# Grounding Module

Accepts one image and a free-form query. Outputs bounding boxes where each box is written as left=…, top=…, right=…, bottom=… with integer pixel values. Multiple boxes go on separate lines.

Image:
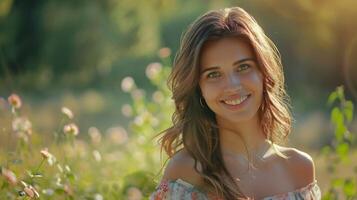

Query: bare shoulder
left=161, top=149, right=204, bottom=187
left=275, top=145, right=316, bottom=187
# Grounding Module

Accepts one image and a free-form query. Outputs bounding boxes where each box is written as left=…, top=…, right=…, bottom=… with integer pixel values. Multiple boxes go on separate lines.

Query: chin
left=217, top=111, right=259, bottom=124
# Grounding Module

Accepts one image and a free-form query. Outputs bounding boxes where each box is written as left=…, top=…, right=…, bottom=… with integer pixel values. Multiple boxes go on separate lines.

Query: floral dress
left=150, top=179, right=321, bottom=200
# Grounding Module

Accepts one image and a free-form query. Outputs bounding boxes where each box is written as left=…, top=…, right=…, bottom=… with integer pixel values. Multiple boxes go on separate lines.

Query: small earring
left=199, top=97, right=205, bottom=108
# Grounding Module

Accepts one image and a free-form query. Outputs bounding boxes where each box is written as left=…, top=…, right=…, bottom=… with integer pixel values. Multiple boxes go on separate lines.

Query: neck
left=217, top=115, right=270, bottom=158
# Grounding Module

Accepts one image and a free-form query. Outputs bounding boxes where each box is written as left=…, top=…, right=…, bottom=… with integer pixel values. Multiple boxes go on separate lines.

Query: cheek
left=199, top=82, right=219, bottom=100
left=248, top=71, right=264, bottom=92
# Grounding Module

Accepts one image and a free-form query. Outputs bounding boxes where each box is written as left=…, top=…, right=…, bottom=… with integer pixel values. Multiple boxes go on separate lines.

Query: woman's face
left=199, top=36, right=263, bottom=124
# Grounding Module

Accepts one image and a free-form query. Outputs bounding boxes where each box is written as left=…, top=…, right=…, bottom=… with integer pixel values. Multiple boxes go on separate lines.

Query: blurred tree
left=0, top=0, right=356, bottom=103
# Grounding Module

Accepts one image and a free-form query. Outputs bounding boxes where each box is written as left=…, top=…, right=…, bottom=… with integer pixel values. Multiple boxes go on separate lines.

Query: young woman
left=150, top=7, right=321, bottom=200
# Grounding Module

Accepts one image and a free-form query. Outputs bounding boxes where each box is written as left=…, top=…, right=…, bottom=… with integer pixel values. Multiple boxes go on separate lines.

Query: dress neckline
left=171, top=178, right=319, bottom=199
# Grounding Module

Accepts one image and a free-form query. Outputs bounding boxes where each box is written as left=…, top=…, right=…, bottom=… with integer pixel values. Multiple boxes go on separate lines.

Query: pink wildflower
left=145, top=62, right=162, bottom=80
left=121, top=76, right=135, bottom=92
left=1, top=168, right=17, bottom=186
left=61, top=107, right=74, bottom=119
left=40, top=148, right=56, bottom=165
left=8, top=94, right=22, bottom=109
left=63, top=123, right=79, bottom=136
left=12, top=117, right=32, bottom=136
left=158, top=47, right=171, bottom=58
left=40, top=148, right=52, bottom=159
left=21, top=181, right=40, bottom=199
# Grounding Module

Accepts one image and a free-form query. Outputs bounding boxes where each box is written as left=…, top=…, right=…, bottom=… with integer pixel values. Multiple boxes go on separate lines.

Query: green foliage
left=322, top=86, right=356, bottom=199
left=2, top=46, right=356, bottom=199
left=0, top=49, right=173, bottom=199
left=119, top=50, right=174, bottom=198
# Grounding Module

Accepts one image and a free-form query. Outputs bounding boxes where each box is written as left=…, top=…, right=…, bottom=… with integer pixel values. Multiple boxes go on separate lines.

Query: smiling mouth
left=222, top=94, right=251, bottom=106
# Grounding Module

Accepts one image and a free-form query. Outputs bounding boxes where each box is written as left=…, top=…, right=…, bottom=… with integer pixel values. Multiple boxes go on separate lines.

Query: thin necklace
left=232, top=140, right=272, bottom=182
left=247, top=141, right=271, bottom=168
left=225, top=141, right=271, bottom=174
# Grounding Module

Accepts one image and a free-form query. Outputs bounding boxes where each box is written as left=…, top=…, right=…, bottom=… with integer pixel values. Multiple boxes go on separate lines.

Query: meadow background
left=0, top=0, right=357, bottom=199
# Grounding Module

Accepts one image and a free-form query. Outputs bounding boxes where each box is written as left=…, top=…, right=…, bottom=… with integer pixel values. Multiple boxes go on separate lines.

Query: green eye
left=238, top=64, right=250, bottom=71
left=207, top=71, right=220, bottom=78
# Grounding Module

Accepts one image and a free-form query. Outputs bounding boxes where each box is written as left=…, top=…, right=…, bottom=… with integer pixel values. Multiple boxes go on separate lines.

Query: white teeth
left=223, top=95, right=248, bottom=105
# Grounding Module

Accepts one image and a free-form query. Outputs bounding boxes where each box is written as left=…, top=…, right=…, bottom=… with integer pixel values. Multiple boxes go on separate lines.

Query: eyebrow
left=200, top=57, right=256, bottom=74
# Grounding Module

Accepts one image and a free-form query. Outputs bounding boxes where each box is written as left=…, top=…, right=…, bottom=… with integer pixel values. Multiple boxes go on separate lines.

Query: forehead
left=199, top=36, right=255, bottom=67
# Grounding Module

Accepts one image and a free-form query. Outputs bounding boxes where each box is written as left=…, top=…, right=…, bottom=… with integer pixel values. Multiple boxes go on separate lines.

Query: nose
left=225, top=73, right=242, bottom=92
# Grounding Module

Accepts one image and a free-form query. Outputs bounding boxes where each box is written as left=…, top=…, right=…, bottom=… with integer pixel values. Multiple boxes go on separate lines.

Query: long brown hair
left=159, top=7, right=292, bottom=199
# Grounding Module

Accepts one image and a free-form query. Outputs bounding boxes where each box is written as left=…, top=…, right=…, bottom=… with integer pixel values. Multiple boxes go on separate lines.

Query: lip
left=220, top=94, right=251, bottom=110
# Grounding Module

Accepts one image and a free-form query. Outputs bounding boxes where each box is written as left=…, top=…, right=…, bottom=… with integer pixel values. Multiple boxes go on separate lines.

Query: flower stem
left=34, top=158, right=45, bottom=175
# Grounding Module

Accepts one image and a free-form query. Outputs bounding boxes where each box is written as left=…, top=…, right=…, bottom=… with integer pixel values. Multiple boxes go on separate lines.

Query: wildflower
left=121, top=104, right=133, bottom=117
left=61, top=107, right=74, bottom=119
left=151, top=117, right=159, bottom=127
left=94, top=193, right=104, bottom=200
left=64, top=184, right=73, bottom=196
left=134, top=115, right=144, bottom=126
left=24, top=187, right=39, bottom=198
left=57, top=164, right=63, bottom=173
left=21, top=181, right=40, bottom=199
left=152, top=91, right=164, bottom=103
left=92, top=150, right=102, bottom=162
left=64, top=165, right=71, bottom=173
left=40, top=148, right=56, bottom=165
left=88, top=127, right=102, bottom=145
left=145, top=62, right=162, bottom=80
left=42, top=188, right=54, bottom=196
left=127, top=187, right=143, bottom=200
left=131, top=89, right=145, bottom=100
left=158, top=47, right=171, bottom=58
left=63, top=123, right=79, bottom=136
left=8, top=93, right=22, bottom=109
left=40, top=148, right=51, bottom=159
left=121, top=76, right=135, bottom=92
left=106, top=126, right=128, bottom=145
left=1, top=168, right=17, bottom=185
left=12, top=117, right=32, bottom=136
